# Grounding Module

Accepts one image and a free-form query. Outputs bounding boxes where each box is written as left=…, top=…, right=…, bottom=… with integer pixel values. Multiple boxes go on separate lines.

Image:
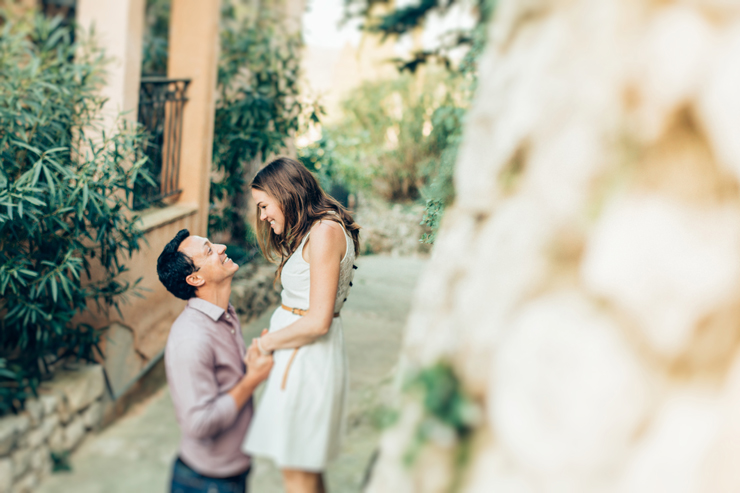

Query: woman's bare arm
left=258, top=220, right=346, bottom=352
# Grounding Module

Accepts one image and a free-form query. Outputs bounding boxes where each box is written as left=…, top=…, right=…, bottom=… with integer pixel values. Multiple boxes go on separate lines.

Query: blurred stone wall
left=0, top=366, right=105, bottom=493
left=367, top=0, right=740, bottom=492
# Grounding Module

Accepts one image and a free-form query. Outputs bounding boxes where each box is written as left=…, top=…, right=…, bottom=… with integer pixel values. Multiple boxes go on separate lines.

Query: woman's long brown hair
left=251, top=157, right=361, bottom=281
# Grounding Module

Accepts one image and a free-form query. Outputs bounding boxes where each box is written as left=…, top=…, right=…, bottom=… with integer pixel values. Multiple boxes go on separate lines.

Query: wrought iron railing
left=134, top=77, right=190, bottom=210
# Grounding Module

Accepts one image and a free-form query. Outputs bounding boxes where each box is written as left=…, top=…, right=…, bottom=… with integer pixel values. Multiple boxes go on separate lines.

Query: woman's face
left=252, top=188, right=286, bottom=235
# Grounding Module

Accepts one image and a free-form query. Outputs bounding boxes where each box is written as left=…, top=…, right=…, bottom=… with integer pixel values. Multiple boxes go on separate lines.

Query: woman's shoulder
left=307, top=217, right=346, bottom=248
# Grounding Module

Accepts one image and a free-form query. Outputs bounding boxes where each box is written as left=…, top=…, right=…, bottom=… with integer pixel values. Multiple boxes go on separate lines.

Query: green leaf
left=13, top=141, right=43, bottom=156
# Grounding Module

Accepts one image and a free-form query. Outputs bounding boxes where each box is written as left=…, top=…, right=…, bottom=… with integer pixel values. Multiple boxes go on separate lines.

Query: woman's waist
left=277, top=297, right=344, bottom=316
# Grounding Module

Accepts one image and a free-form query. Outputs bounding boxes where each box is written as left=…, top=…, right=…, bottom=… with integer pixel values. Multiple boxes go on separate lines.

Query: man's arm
left=228, top=340, right=273, bottom=409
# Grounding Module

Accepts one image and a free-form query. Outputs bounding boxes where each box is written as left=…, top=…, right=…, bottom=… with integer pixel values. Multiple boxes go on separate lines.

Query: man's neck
left=195, top=281, right=232, bottom=311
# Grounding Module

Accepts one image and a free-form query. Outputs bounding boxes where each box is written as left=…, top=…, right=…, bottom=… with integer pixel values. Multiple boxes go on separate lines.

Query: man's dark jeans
left=170, top=457, right=249, bottom=493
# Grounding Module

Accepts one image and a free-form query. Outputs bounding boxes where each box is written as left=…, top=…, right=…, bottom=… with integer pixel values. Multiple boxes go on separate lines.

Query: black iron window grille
left=134, top=77, right=190, bottom=210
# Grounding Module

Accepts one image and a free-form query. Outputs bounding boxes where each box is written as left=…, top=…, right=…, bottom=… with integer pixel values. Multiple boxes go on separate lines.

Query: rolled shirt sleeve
left=168, top=336, right=238, bottom=439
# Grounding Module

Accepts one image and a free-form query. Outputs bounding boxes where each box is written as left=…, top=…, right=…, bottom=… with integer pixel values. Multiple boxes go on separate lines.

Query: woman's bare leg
left=282, top=469, right=325, bottom=493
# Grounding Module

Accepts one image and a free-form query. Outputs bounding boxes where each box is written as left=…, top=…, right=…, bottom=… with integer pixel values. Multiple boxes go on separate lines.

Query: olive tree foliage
left=0, top=13, right=152, bottom=415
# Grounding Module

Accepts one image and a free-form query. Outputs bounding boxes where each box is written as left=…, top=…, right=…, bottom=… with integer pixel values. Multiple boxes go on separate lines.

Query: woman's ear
left=185, top=273, right=205, bottom=288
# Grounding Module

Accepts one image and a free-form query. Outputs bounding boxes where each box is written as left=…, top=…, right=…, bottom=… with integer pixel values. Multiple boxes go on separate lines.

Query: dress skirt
left=242, top=306, right=348, bottom=471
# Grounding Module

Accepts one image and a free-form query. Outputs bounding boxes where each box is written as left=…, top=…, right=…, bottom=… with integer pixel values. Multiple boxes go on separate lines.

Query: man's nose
left=217, top=244, right=226, bottom=254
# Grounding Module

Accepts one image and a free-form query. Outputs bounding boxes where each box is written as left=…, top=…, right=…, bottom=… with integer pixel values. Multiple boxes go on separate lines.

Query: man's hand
left=244, top=336, right=273, bottom=385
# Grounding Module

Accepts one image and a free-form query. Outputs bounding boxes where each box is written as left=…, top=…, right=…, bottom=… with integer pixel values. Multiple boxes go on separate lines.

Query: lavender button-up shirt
left=165, top=297, right=253, bottom=477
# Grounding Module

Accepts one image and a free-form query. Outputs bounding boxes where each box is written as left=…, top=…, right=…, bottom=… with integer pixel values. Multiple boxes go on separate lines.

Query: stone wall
left=354, top=195, right=432, bottom=257
left=230, top=260, right=282, bottom=321
left=0, top=366, right=105, bottom=493
left=367, top=0, right=740, bottom=492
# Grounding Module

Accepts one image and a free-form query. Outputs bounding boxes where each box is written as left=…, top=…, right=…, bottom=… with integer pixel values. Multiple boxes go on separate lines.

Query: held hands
left=244, top=329, right=273, bottom=384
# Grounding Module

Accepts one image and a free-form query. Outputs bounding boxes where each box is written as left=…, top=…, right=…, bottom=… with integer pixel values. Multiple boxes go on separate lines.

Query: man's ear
left=185, top=273, right=205, bottom=288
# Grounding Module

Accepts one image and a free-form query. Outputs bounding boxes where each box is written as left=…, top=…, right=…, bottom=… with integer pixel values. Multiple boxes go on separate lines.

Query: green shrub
left=298, top=131, right=367, bottom=194
left=312, top=69, right=468, bottom=207
left=0, top=13, right=151, bottom=415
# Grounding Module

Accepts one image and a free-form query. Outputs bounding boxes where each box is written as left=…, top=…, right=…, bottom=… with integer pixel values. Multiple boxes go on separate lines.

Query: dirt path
left=37, top=255, right=427, bottom=493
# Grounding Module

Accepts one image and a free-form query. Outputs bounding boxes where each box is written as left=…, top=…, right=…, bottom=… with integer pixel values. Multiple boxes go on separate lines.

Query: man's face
left=178, top=236, right=239, bottom=289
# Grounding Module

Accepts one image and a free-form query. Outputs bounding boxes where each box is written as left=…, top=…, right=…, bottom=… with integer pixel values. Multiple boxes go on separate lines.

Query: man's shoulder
left=167, top=304, right=212, bottom=347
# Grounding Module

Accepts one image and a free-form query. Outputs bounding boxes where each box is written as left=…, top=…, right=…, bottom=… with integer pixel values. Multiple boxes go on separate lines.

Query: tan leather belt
left=279, top=304, right=340, bottom=390
left=281, top=303, right=340, bottom=318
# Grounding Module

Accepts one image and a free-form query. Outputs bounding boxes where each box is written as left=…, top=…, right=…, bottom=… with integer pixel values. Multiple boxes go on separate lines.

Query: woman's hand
left=255, top=329, right=273, bottom=355
left=244, top=335, right=273, bottom=385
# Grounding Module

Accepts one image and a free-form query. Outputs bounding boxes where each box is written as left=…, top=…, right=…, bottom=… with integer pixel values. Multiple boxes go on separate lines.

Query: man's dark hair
left=157, top=229, right=198, bottom=300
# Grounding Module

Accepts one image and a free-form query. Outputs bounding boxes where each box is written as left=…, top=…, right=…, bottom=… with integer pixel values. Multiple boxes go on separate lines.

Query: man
left=157, top=228, right=273, bottom=493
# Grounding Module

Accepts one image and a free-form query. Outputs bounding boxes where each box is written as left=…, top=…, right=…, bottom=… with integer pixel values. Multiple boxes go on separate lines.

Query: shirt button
left=231, top=330, right=235, bottom=334
left=225, top=314, right=230, bottom=320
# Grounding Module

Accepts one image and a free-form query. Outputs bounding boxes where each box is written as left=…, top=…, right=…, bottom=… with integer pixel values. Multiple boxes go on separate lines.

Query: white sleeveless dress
left=242, top=218, right=355, bottom=471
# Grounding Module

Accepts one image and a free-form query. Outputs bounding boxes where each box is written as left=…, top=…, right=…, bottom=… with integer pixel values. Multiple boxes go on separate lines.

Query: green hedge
left=0, top=13, right=151, bottom=415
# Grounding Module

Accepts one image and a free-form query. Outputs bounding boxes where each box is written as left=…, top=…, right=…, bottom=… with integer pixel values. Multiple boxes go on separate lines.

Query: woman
left=242, top=157, right=360, bottom=493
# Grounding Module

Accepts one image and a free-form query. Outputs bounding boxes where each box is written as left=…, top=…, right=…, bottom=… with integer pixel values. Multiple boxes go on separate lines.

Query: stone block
left=47, top=428, right=64, bottom=455
left=82, top=400, right=103, bottom=430
left=11, top=471, right=38, bottom=493
left=43, top=365, right=105, bottom=416
left=55, top=397, right=73, bottom=425
left=49, top=417, right=85, bottom=455
left=25, top=414, right=58, bottom=449
left=21, top=399, right=43, bottom=429
left=65, top=416, right=86, bottom=452
left=698, top=24, right=740, bottom=182
left=618, top=391, right=720, bottom=492
left=0, top=416, right=30, bottom=457
left=38, top=394, right=58, bottom=416
left=28, top=446, right=50, bottom=478
left=10, top=447, right=30, bottom=480
left=491, top=291, right=652, bottom=479
left=582, top=195, right=740, bottom=360
left=0, top=458, right=12, bottom=493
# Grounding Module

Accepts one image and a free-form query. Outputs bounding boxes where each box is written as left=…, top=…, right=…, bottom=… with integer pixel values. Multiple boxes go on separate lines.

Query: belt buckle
left=291, top=307, right=300, bottom=315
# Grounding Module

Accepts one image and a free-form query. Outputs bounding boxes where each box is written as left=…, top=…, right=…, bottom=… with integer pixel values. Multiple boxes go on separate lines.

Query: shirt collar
left=188, top=297, right=226, bottom=322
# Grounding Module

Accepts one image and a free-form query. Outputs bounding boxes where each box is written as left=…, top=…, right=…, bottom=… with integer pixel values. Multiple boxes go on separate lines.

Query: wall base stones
left=0, top=364, right=105, bottom=493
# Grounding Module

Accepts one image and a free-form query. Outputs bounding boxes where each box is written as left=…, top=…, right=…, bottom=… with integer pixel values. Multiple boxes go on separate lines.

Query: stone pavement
left=37, top=255, right=427, bottom=493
